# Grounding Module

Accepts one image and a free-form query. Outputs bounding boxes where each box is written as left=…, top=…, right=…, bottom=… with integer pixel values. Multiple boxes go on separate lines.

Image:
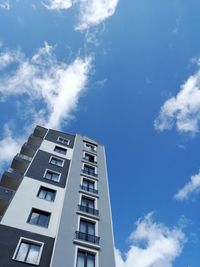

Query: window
left=76, top=219, right=99, bottom=244
left=83, top=164, right=96, bottom=177
left=81, top=179, right=98, bottom=194
left=57, top=136, right=70, bottom=145
left=54, top=145, right=67, bottom=155
left=76, top=250, right=95, bottom=267
left=79, top=196, right=99, bottom=216
left=84, top=153, right=96, bottom=164
left=13, top=238, right=43, bottom=265
left=37, top=186, right=56, bottom=202
left=44, top=169, right=60, bottom=182
left=49, top=156, right=64, bottom=167
left=85, top=142, right=96, bottom=152
left=28, top=208, right=50, bottom=228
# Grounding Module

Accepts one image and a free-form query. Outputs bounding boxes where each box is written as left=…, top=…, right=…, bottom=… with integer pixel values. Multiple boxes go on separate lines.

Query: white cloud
left=154, top=67, right=200, bottom=134
left=0, top=43, right=92, bottom=170
left=0, top=0, right=10, bottom=10
left=174, top=170, right=200, bottom=201
left=42, top=0, right=72, bottom=10
left=76, top=0, right=119, bottom=31
left=0, top=42, right=92, bottom=129
left=115, top=213, right=186, bottom=267
left=42, top=0, right=119, bottom=31
left=0, top=125, right=23, bottom=173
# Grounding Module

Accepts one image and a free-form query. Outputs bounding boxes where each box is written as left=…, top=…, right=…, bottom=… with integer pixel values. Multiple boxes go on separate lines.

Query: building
left=0, top=125, right=116, bottom=267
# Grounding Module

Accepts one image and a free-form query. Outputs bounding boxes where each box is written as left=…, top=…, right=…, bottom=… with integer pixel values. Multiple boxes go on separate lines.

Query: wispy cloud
left=154, top=64, right=200, bottom=135
left=75, top=0, right=119, bottom=31
left=115, top=213, right=186, bottom=267
left=174, top=170, right=200, bottom=201
left=0, top=42, right=92, bottom=129
left=0, top=0, right=10, bottom=10
left=42, top=0, right=72, bottom=10
left=42, top=0, right=119, bottom=31
left=0, top=42, right=92, bottom=169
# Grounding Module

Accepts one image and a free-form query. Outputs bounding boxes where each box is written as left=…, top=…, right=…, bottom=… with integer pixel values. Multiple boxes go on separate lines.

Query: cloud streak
left=42, top=0, right=119, bottom=31
left=42, top=0, right=72, bottom=10
left=174, top=170, right=200, bottom=201
left=154, top=65, right=200, bottom=135
left=115, top=213, right=186, bottom=267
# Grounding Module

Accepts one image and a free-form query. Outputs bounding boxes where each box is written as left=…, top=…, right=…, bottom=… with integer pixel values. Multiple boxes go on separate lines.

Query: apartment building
left=0, top=125, right=116, bottom=267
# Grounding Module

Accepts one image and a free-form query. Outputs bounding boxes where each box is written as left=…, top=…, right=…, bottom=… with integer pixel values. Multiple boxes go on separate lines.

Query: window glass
left=28, top=209, right=50, bottom=228
left=54, top=145, right=67, bottom=155
left=50, top=157, right=64, bottom=167
left=58, top=137, right=70, bottom=145
left=44, top=170, right=60, bottom=182
left=14, top=240, right=42, bottom=265
left=77, top=251, right=85, bottom=267
left=77, top=251, right=95, bottom=267
left=38, top=187, right=56, bottom=202
left=26, top=244, right=40, bottom=264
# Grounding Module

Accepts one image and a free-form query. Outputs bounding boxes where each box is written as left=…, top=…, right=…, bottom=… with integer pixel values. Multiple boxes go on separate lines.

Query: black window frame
left=76, top=249, right=95, bottom=267
left=44, top=169, right=61, bottom=182
left=37, top=186, right=56, bottom=202
left=27, top=208, right=51, bottom=228
left=54, top=145, right=67, bottom=155
left=49, top=156, right=64, bottom=167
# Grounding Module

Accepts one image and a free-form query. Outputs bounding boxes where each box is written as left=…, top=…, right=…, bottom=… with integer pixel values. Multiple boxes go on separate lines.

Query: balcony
left=0, top=186, right=15, bottom=217
left=11, top=153, right=32, bottom=173
left=20, top=142, right=38, bottom=158
left=80, top=185, right=98, bottom=195
left=28, top=134, right=43, bottom=147
left=1, top=168, right=23, bottom=190
left=33, top=125, right=48, bottom=138
left=78, top=204, right=99, bottom=216
left=75, top=231, right=100, bottom=244
left=82, top=169, right=98, bottom=178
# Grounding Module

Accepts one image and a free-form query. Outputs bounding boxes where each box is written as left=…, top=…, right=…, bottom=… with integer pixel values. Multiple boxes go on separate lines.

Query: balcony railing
left=80, top=185, right=98, bottom=195
left=23, top=142, right=38, bottom=150
left=83, top=157, right=97, bottom=164
left=16, top=153, right=32, bottom=162
left=7, top=168, right=24, bottom=177
left=78, top=205, right=99, bottom=216
left=75, top=231, right=100, bottom=244
left=82, top=169, right=98, bottom=177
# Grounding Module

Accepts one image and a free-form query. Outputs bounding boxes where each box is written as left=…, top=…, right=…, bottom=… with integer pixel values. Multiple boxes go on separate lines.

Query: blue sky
left=1, top=0, right=200, bottom=266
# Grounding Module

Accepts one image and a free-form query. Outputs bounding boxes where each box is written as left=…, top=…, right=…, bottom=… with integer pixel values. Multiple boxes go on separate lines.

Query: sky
left=0, top=0, right=200, bottom=266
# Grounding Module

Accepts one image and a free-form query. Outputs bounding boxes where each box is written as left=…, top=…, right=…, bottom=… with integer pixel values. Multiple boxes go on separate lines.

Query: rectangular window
left=85, top=142, right=97, bottom=152
left=13, top=239, right=43, bottom=265
left=44, top=169, right=60, bottom=182
left=49, top=156, right=64, bottom=167
left=54, top=145, right=67, bottom=155
left=37, top=186, right=56, bottom=202
left=28, top=208, right=50, bottom=228
left=76, top=250, right=95, bottom=267
left=84, top=153, right=96, bottom=164
left=83, top=164, right=96, bottom=177
left=76, top=219, right=99, bottom=244
left=81, top=196, right=95, bottom=210
left=57, top=136, right=70, bottom=145
left=81, top=179, right=98, bottom=194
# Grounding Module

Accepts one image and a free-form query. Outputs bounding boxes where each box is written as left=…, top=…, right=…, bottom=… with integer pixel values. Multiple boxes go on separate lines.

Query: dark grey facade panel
left=45, top=129, right=75, bottom=149
left=0, top=224, right=54, bottom=267
left=26, top=150, right=70, bottom=188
